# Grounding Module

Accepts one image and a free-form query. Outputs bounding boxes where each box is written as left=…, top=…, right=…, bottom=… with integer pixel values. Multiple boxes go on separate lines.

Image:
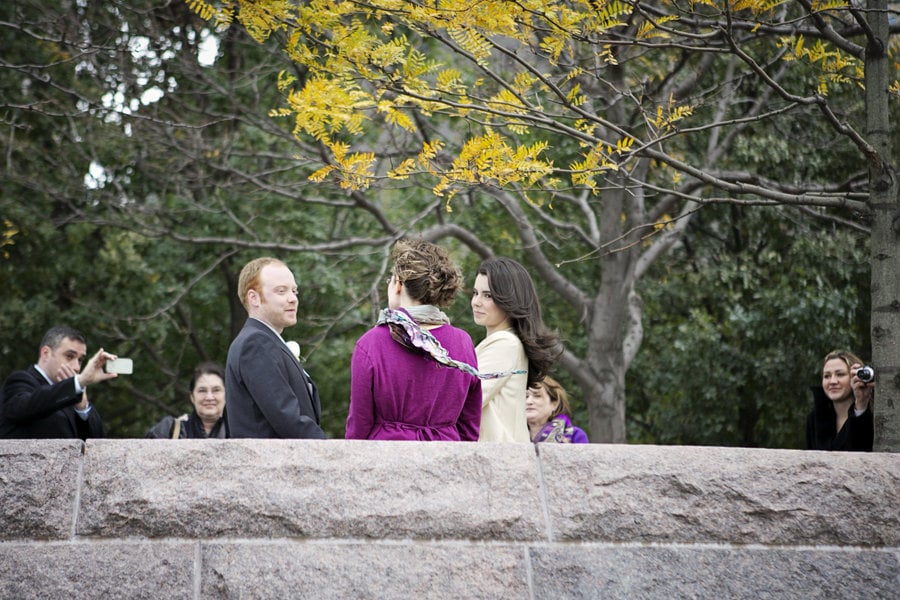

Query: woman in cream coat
left=471, top=257, right=561, bottom=442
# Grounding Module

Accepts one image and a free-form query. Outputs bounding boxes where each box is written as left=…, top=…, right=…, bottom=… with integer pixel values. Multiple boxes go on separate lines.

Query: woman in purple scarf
left=345, top=240, right=482, bottom=441
left=526, top=376, right=589, bottom=444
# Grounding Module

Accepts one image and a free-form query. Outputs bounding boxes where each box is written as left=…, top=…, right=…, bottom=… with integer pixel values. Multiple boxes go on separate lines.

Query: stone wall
left=1, top=439, right=898, bottom=599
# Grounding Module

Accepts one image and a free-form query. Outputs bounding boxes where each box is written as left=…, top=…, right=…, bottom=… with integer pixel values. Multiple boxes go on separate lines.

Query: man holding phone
left=0, top=326, right=118, bottom=439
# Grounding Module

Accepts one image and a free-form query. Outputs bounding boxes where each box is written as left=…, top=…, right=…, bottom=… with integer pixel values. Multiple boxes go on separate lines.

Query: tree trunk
left=583, top=167, right=643, bottom=443
left=866, top=0, right=899, bottom=451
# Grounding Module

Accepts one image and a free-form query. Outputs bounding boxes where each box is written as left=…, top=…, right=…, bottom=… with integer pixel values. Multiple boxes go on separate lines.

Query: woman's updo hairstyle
left=391, top=239, right=463, bottom=307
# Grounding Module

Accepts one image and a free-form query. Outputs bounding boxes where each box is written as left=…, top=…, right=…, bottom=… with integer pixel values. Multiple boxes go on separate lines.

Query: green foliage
left=628, top=205, right=870, bottom=448
left=2, top=0, right=892, bottom=446
left=0, top=1, right=290, bottom=436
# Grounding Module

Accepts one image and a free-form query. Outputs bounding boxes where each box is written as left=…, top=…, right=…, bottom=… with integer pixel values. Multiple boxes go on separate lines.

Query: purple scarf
left=533, top=414, right=578, bottom=443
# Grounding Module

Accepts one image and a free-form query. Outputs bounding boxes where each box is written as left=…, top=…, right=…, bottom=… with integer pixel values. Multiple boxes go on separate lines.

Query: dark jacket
left=145, top=411, right=227, bottom=439
left=225, top=318, right=325, bottom=439
left=806, top=386, right=873, bottom=451
left=0, top=365, right=105, bottom=440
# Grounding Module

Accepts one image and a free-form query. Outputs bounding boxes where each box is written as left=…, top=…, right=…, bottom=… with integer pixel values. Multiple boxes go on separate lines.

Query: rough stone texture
left=538, top=443, right=900, bottom=545
left=529, top=545, right=900, bottom=600
left=1, top=439, right=898, bottom=599
left=0, top=439, right=82, bottom=540
left=78, top=439, right=544, bottom=540
left=200, top=541, right=530, bottom=599
left=0, top=541, right=195, bottom=600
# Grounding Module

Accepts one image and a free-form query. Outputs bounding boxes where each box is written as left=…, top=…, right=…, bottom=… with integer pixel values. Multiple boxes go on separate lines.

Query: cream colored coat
left=476, top=330, right=530, bottom=442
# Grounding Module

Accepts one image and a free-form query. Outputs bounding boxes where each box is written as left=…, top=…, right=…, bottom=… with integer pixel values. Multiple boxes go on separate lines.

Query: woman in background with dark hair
left=471, top=257, right=560, bottom=442
left=146, top=362, right=227, bottom=439
left=806, top=349, right=874, bottom=451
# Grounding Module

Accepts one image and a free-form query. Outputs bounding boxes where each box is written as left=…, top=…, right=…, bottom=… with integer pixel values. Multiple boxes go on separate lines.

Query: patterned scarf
left=533, top=414, right=577, bottom=443
left=377, top=307, right=526, bottom=380
left=403, top=304, right=451, bottom=326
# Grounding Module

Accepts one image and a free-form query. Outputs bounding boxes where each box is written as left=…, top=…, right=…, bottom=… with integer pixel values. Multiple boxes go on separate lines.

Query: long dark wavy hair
left=477, top=257, right=561, bottom=387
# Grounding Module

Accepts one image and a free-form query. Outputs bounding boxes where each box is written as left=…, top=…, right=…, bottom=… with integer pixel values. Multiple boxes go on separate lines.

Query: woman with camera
left=805, top=349, right=874, bottom=451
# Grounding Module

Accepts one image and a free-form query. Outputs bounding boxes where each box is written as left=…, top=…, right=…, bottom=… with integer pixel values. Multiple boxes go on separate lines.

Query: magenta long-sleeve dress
left=346, top=320, right=482, bottom=441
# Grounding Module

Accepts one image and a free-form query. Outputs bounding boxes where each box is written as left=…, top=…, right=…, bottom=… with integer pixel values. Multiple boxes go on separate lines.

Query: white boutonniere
left=285, top=341, right=301, bottom=361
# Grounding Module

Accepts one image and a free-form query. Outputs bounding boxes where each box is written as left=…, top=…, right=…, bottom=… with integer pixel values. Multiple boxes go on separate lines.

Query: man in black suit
left=225, top=257, right=326, bottom=439
left=0, top=326, right=118, bottom=439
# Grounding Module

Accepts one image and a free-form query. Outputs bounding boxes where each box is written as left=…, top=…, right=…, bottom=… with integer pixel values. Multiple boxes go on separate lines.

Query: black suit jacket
left=225, top=318, right=325, bottom=439
left=0, top=365, right=105, bottom=440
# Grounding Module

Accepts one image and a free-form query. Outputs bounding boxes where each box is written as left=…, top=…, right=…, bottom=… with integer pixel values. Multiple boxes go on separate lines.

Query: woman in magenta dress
left=346, top=240, right=482, bottom=441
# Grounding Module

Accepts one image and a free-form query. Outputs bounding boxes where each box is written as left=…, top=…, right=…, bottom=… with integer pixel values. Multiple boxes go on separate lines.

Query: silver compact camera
left=856, top=365, right=875, bottom=383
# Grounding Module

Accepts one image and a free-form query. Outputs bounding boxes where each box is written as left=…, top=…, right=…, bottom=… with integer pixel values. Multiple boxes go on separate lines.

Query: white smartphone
left=105, top=358, right=133, bottom=375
